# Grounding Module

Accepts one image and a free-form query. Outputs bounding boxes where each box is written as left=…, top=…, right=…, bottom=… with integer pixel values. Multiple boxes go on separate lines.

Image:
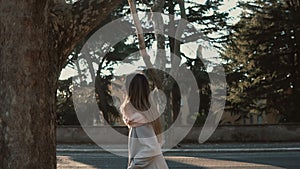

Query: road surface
left=57, top=143, right=300, bottom=169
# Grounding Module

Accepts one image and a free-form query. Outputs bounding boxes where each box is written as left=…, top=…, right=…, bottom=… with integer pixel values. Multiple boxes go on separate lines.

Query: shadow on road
left=57, top=150, right=300, bottom=169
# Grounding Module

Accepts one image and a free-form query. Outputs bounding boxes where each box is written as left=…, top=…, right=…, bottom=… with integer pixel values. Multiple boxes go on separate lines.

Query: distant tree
left=185, top=49, right=211, bottom=125
left=94, top=40, right=140, bottom=124
left=60, top=38, right=140, bottom=125
left=56, top=77, right=79, bottom=125
left=221, top=0, right=300, bottom=122
left=128, top=0, right=229, bottom=126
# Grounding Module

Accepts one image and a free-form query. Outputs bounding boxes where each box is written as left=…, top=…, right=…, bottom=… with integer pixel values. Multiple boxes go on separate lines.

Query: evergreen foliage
left=222, top=0, right=300, bottom=122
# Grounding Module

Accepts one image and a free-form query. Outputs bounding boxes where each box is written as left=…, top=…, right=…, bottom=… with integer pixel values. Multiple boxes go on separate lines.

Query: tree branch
left=127, top=0, right=163, bottom=88
left=50, top=0, right=123, bottom=66
left=173, top=0, right=187, bottom=68
left=127, top=0, right=153, bottom=68
left=151, top=0, right=166, bottom=70
left=164, top=0, right=187, bottom=91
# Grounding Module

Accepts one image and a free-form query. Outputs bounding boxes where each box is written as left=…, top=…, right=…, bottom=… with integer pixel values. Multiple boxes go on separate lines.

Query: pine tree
left=222, top=0, right=300, bottom=122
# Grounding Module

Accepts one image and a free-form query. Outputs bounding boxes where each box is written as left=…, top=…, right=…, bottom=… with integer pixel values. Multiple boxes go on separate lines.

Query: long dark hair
left=126, top=73, right=151, bottom=111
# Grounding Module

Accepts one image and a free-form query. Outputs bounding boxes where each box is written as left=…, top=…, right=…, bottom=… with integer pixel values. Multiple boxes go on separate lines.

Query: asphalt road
left=57, top=144, right=300, bottom=169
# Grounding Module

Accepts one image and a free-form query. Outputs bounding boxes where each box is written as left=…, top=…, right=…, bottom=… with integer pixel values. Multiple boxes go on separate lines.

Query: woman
left=120, top=73, right=169, bottom=169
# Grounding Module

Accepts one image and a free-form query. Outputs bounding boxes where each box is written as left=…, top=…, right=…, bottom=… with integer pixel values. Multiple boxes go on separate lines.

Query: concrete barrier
left=56, top=124, right=300, bottom=144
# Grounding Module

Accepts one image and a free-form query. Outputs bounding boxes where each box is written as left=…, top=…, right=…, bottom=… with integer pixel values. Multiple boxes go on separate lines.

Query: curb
left=57, top=147, right=300, bottom=153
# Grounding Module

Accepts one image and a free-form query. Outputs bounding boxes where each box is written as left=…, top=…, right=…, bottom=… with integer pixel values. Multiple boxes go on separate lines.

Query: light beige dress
left=121, top=103, right=169, bottom=169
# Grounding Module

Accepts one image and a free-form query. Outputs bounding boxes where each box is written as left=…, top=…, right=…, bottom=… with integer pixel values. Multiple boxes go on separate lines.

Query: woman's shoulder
left=121, top=102, right=144, bottom=114
left=120, top=101, right=131, bottom=114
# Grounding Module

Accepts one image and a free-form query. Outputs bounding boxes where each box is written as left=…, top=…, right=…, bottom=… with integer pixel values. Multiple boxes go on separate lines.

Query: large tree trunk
left=0, top=1, right=58, bottom=168
left=0, top=0, right=122, bottom=168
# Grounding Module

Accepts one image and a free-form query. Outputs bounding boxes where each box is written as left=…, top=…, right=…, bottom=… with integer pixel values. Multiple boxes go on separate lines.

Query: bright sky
left=59, top=0, right=242, bottom=80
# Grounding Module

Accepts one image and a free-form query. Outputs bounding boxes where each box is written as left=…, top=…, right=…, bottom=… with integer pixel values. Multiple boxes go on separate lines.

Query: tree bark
left=0, top=1, right=58, bottom=168
left=127, top=0, right=153, bottom=68
left=127, top=0, right=163, bottom=88
left=151, top=0, right=166, bottom=70
left=169, top=0, right=187, bottom=123
left=0, top=0, right=122, bottom=168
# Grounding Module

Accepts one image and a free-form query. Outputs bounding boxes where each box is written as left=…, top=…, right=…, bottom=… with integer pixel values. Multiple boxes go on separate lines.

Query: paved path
left=57, top=143, right=300, bottom=169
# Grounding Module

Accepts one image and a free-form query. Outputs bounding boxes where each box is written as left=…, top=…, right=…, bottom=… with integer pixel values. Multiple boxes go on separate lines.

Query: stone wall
left=57, top=124, right=300, bottom=144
